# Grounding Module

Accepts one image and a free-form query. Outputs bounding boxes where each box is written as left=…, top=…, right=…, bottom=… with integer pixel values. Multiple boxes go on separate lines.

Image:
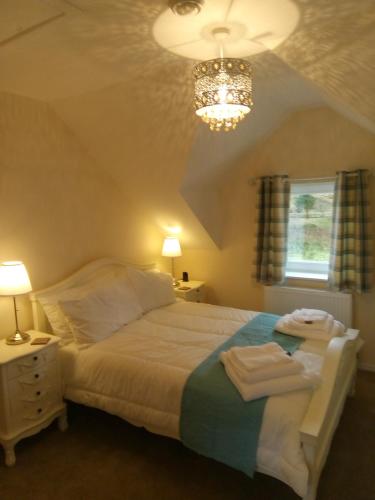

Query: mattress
left=60, top=301, right=326, bottom=497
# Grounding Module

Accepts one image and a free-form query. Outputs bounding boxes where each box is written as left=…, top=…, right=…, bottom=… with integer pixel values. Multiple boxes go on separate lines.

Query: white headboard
left=30, top=258, right=156, bottom=332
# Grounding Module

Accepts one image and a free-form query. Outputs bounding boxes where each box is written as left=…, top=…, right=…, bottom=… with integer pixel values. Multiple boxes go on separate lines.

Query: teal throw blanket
left=180, top=313, right=303, bottom=476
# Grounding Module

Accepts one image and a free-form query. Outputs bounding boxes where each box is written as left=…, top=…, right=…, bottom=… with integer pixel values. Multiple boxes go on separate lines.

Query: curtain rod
left=248, top=170, right=373, bottom=186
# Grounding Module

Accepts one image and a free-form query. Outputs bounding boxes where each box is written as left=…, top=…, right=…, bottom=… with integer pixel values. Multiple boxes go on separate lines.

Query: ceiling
left=0, top=0, right=373, bottom=123
left=1, top=0, right=374, bottom=246
left=153, top=0, right=300, bottom=60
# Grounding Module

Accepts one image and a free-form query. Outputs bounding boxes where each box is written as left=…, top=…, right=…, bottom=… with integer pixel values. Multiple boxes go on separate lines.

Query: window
left=286, top=181, right=335, bottom=280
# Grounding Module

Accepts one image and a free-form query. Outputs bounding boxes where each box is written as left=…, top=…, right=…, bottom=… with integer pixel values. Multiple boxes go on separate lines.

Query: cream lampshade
left=162, top=237, right=182, bottom=284
left=0, top=261, right=32, bottom=345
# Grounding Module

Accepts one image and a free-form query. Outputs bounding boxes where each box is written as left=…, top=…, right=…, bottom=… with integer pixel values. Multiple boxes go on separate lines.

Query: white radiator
left=264, top=286, right=352, bottom=327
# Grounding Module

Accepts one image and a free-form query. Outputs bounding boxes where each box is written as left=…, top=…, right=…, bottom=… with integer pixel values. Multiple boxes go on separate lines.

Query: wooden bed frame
left=30, top=258, right=362, bottom=500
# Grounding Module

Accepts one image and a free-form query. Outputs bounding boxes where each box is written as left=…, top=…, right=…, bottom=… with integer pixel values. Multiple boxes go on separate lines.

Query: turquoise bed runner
left=180, top=313, right=303, bottom=477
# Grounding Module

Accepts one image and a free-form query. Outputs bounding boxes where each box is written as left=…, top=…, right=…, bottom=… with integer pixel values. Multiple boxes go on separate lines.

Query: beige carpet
left=0, top=370, right=374, bottom=500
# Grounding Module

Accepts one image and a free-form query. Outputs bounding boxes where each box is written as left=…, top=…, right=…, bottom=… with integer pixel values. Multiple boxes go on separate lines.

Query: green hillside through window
left=287, top=191, right=334, bottom=262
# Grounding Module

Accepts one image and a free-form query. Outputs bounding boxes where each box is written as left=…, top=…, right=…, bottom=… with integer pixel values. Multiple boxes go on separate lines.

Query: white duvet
left=60, top=301, right=326, bottom=497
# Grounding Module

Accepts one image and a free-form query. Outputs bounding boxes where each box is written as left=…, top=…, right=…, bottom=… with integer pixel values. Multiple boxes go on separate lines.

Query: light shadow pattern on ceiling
left=59, top=0, right=375, bottom=126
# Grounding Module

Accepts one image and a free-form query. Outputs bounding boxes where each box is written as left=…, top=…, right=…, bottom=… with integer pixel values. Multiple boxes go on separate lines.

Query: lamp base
left=6, top=330, right=31, bottom=345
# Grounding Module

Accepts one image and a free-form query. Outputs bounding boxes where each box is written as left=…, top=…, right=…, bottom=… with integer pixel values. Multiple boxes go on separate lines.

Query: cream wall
left=177, top=108, right=375, bottom=368
left=1, top=97, right=374, bottom=368
left=51, top=78, right=217, bottom=251
left=0, top=92, right=165, bottom=340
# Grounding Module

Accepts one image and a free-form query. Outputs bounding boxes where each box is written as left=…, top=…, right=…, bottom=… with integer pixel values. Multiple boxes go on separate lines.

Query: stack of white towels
left=220, top=342, right=321, bottom=402
left=275, top=308, right=345, bottom=341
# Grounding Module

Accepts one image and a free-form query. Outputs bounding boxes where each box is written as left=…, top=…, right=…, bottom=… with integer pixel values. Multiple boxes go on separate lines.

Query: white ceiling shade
left=152, top=0, right=300, bottom=60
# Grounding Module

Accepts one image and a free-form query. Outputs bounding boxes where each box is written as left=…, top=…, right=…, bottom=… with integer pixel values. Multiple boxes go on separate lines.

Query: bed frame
left=30, top=258, right=362, bottom=500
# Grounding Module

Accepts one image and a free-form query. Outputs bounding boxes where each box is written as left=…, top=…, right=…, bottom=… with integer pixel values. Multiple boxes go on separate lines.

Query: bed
left=30, top=258, right=361, bottom=500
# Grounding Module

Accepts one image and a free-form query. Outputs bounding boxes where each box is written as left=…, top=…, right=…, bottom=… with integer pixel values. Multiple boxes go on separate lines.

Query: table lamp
left=0, top=261, right=32, bottom=345
left=162, top=236, right=182, bottom=285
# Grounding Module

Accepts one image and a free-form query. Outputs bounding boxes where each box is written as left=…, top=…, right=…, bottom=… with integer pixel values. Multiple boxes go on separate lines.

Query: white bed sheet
left=60, top=301, right=326, bottom=497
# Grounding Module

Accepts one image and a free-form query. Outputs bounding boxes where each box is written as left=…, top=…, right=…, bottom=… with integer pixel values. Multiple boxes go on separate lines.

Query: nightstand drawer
left=9, top=362, right=59, bottom=395
left=9, top=375, right=56, bottom=403
left=13, top=394, right=61, bottom=428
left=194, top=286, right=204, bottom=302
left=174, top=280, right=205, bottom=303
left=9, top=362, right=61, bottom=422
left=6, top=345, right=57, bottom=380
left=184, top=287, right=203, bottom=302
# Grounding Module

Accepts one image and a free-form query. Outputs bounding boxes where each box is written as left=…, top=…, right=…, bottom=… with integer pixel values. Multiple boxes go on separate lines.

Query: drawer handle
left=34, top=374, right=40, bottom=379
left=33, top=356, right=38, bottom=361
left=36, top=391, right=41, bottom=396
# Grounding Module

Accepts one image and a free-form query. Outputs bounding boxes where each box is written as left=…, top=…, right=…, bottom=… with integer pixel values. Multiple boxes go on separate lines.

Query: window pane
left=287, top=182, right=334, bottom=276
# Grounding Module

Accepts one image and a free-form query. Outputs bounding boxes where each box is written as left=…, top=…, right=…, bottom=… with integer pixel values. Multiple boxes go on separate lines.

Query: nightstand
left=0, top=331, right=67, bottom=467
left=174, top=280, right=206, bottom=303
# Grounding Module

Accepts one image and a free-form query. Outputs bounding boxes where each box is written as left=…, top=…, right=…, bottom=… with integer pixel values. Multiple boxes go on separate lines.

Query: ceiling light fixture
left=194, top=27, right=253, bottom=132
left=168, top=0, right=204, bottom=16
left=155, top=1, right=300, bottom=132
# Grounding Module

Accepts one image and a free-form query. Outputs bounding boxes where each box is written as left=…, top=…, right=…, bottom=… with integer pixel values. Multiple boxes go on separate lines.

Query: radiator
left=264, top=286, right=352, bottom=327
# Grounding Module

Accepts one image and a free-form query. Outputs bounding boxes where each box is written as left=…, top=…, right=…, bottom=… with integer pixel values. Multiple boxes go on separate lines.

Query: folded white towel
left=230, top=342, right=283, bottom=357
left=292, top=308, right=330, bottom=325
left=223, top=351, right=321, bottom=401
left=294, top=308, right=328, bottom=317
left=224, top=362, right=320, bottom=401
left=220, top=351, right=304, bottom=384
left=276, top=316, right=344, bottom=340
left=228, top=342, right=288, bottom=372
left=285, top=315, right=334, bottom=333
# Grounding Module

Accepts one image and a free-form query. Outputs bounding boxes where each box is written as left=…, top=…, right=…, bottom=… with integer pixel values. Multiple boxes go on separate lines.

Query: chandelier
left=192, top=25, right=253, bottom=133
left=193, top=57, right=253, bottom=132
left=154, top=0, right=300, bottom=132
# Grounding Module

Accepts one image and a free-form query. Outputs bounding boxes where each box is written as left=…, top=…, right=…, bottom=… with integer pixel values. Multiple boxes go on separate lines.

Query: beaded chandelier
left=154, top=0, right=299, bottom=132
left=193, top=57, right=253, bottom=132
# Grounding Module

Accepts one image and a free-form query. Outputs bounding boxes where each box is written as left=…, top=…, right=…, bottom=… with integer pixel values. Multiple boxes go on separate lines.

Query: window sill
left=286, top=271, right=328, bottom=281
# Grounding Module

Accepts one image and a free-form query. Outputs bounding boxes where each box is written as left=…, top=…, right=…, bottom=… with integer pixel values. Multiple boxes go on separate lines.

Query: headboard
left=30, top=257, right=156, bottom=333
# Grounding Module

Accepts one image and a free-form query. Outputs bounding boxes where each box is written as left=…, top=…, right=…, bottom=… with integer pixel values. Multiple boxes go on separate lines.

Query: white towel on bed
left=292, top=308, right=329, bottom=324
left=223, top=351, right=321, bottom=401
left=285, top=315, right=334, bottom=333
left=220, top=350, right=304, bottom=384
left=276, top=315, right=344, bottom=340
left=225, top=363, right=321, bottom=401
left=227, top=342, right=289, bottom=371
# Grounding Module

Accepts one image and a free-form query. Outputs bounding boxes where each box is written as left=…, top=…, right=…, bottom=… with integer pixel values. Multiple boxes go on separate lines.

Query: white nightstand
left=174, top=280, right=206, bottom=302
left=0, top=331, right=67, bottom=467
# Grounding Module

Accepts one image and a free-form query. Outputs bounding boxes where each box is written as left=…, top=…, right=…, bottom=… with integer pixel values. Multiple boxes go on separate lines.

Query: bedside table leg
left=4, top=444, right=16, bottom=467
left=58, top=410, right=68, bottom=432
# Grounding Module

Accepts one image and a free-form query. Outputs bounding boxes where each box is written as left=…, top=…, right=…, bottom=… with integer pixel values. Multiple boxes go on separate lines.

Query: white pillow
left=59, top=276, right=142, bottom=345
left=38, top=268, right=126, bottom=341
left=126, top=267, right=175, bottom=313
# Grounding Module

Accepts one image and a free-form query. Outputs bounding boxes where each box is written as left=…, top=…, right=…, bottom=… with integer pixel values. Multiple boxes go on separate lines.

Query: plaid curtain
left=255, top=175, right=290, bottom=284
left=329, top=169, right=372, bottom=292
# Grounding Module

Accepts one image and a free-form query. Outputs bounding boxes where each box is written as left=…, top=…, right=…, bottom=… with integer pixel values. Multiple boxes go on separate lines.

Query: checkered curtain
left=329, top=169, right=372, bottom=292
left=255, top=175, right=290, bottom=284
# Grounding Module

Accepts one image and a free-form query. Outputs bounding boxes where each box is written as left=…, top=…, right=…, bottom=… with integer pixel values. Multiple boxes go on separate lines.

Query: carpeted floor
left=0, top=370, right=374, bottom=500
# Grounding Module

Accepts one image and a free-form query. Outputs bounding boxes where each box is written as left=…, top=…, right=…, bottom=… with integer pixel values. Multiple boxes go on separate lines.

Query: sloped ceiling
left=0, top=0, right=374, bottom=247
